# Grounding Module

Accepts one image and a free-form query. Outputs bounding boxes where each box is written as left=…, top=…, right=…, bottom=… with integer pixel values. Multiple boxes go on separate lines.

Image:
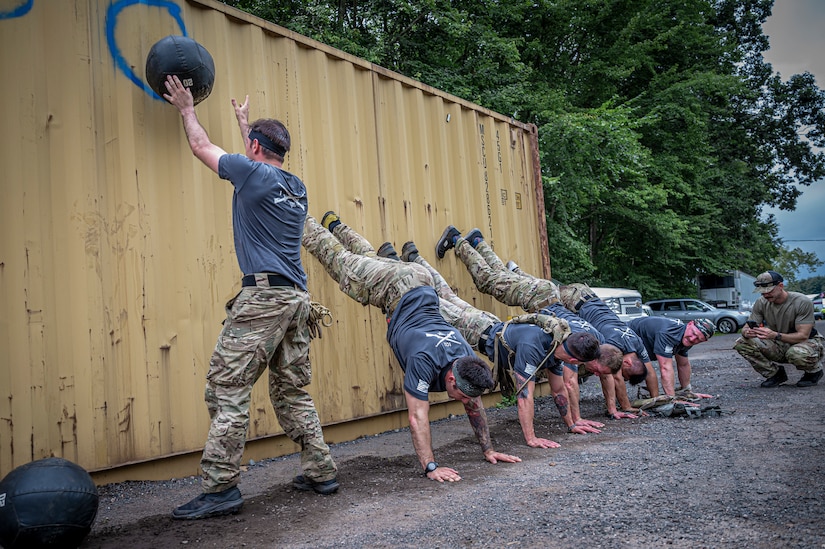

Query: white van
left=590, top=287, right=646, bottom=322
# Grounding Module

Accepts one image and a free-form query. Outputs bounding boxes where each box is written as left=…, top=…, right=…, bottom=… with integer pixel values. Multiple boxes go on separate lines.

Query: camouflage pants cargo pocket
left=785, top=335, right=825, bottom=372
left=338, top=265, right=372, bottom=305
left=269, top=299, right=313, bottom=389
left=207, top=290, right=283, bottom=387
left=559, top=283, right=596, bottom=313
left=206, top=288, right=309, bottom=386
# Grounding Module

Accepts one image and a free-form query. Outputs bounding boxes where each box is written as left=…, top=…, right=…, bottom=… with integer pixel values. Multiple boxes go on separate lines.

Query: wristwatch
left=775, top=333, right=782, bottom=342
left=423, top=461, right=438, bottom=475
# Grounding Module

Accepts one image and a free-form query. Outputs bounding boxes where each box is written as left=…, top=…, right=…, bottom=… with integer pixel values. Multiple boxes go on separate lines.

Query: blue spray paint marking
left=105, top=0, right=187, bottom=100
left=0, top=0, right=34, bottom=19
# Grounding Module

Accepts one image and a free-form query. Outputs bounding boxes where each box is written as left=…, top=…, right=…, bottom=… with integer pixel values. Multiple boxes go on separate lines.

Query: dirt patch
left=82, top=329, right=825, bottom=548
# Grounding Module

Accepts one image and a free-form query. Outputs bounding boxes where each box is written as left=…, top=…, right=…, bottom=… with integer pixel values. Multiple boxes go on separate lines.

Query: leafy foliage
left=794, top=275, right=825, bottom=296
left=774, top=247, right=825, bottom=288
left=221, top=0, right=825, bottom=297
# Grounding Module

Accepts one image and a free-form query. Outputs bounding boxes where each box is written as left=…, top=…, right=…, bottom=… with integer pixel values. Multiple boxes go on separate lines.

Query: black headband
left=248, top=130, right=286, bottom=157
left=452, top=362, right=485, bottom=398
left=562, top=339, right=583, bottom=362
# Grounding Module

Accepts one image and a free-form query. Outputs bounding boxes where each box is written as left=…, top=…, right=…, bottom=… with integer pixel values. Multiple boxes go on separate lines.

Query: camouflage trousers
left=558, top=283, right=599, bottom=314
left=412, top=254, right=499, bottom=348
left=202, top=284, right=337, bottom=493
left=733, top=334, right=825, bottom=378
left=454, top=239, right=560, bottom=312
left=302, top=217, right=433, bottom=314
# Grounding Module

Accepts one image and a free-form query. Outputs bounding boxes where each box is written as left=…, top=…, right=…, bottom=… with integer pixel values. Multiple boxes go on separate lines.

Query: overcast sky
left=761, top=0, right=825, bottom=279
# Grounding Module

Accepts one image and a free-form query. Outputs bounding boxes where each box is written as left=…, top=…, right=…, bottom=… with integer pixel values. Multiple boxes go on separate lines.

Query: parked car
left=645, top=298, right=750, bottom=334
left=591, top=287, right=646, bottom=322
left=812, top=297, right=824, bottom=321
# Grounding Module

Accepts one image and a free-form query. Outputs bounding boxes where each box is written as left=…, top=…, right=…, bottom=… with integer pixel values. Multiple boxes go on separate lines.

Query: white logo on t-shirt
left=425, top=330, right=461, bottom=347
left=273, top=186, right=306, bottom=211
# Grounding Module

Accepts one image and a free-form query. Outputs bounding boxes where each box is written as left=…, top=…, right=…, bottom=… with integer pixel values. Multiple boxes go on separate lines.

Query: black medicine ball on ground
left=0, top=457, right=99, bottom=549
left=145, top=35, right=215, bottom=105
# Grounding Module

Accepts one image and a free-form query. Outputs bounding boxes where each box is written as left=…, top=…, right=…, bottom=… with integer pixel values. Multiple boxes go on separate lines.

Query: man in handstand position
left=384, top=241, right=605, bottom=448
left=303, top=212, right=521, bottom=482
left=435, top=225, right=658, bottom=409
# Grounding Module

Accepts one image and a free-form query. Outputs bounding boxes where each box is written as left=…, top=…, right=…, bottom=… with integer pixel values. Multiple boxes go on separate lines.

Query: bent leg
left=412, top=254, right=468, bottom=306
left=474, top=240, right=509, bottom=272
left=785, top=337, right=825, bottom=373
left=333, top=222, right=377, bottom=257
left=454, top=238, right=558, bottom=311
left=303, top=216, right=433, bottom=310
left=733, top=336, right=784, bottom=377
left=412, top=254, right=499, bottom=347
left=438, top=298, right=497, bottom=349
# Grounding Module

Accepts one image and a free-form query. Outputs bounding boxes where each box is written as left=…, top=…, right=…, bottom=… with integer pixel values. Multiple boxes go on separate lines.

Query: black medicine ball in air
left=0, top=457, right=99, bottom=549
left=146, top=35, right=215, bottom=105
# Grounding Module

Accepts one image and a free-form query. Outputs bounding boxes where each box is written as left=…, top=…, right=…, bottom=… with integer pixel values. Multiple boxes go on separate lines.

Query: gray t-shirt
left=219, top=154, right=308, bottom=290
left=750, top=291, right=815, bottom=335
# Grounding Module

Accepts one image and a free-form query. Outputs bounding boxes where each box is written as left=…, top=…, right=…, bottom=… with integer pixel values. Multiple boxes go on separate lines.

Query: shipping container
left=0, top=0, right=550, bottom=481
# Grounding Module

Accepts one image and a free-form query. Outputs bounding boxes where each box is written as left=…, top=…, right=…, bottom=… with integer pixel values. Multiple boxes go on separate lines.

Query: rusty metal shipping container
left=0, top=0, right=549, bottom=481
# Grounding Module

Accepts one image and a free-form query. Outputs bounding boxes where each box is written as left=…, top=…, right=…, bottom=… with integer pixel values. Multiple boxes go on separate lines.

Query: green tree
left=221, top=0, right=825, bottom=298
left=796, top=276, right=825, bottom=296
left=774, top=247, right=824, bottom=288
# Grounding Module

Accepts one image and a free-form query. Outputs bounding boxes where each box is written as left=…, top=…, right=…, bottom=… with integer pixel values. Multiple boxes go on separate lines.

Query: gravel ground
left=81, top=328, right=825, bottom=548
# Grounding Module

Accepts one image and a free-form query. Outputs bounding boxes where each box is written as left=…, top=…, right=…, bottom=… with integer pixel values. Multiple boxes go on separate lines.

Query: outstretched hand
left=606, top=410, right=638, bottom=420
left=525, top=437, right=561, bottom=449
left=427, top=465, right=461, bottom=483
left=232, top=95, right=250, bottom=125
left=484, top=450, right=522, bottom=464
left=163, top=75, right=194, bottom=112
left=569, top=422, right=601, bottom=434
left=576, top=419, right=605, bottom=428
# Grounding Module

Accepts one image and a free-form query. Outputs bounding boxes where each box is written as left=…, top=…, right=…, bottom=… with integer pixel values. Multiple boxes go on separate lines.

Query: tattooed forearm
left=465, top=398, right=493, bottom=453
left=553, top=393, right=569, bottom=418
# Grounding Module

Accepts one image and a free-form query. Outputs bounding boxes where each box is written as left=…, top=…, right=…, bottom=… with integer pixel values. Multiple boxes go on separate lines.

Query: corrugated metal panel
left=0, top=0, right=547, bottom=478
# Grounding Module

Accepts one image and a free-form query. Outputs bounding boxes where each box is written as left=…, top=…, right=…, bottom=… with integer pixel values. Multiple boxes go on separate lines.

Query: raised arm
left=163, top=75, right=226, bottom=174
left=232, top=95, right=251, bottom=149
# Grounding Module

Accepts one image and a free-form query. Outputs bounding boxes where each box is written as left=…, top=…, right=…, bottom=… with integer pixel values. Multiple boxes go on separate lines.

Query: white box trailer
left=698, top=270, right=757, bottom=310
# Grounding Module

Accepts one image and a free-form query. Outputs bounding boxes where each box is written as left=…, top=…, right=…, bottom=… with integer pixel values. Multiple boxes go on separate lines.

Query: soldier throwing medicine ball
left=163, top=75, right=338, bottom=519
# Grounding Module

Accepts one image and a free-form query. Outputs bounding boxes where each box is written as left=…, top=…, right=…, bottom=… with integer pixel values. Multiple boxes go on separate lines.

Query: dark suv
left=645, top=298, right=750, bottom=334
